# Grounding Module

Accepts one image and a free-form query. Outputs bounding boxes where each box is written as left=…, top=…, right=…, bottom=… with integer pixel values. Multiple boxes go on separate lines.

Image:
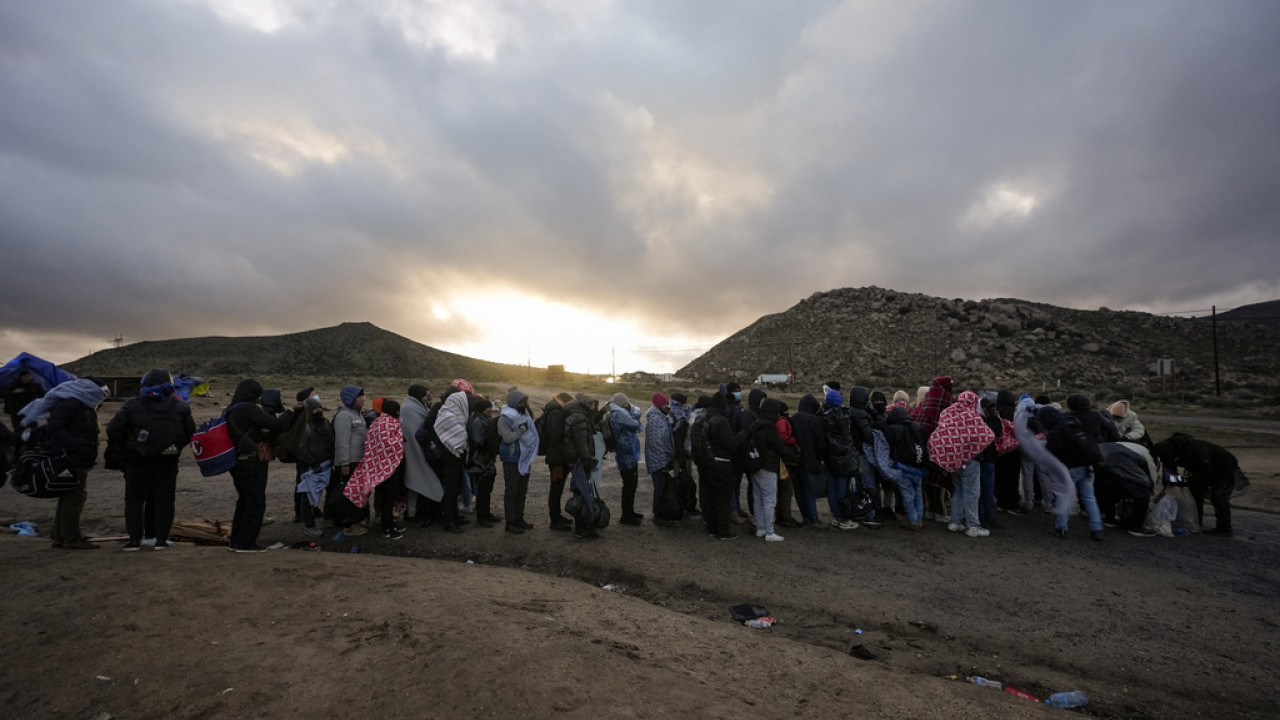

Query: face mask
left=733, top=392, right=742, bottom=402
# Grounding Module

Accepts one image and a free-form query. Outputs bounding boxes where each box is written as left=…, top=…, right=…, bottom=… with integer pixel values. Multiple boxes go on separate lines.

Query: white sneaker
left=966, top=526, right=991, bottom=538
left=755, top=530, right=767, bottom=538
left=838, top=520, right=859, bottom=530
left=764, top=533, right=784, bottom=542
left=947, top=523, right=965, bottom=533
left=934, top=514, right=950, bottom=523
left=142, top=537, right=156, bottom=547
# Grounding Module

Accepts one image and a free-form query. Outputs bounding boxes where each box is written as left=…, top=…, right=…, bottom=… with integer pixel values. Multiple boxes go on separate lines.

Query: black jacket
left=788, top=394, right=828, bottom=473
left=750, top=399, right=799, bottom=473
left=46, top=397, right=99, bottom=468
left=541, top=399, right=569, bottom=466
left=562, top=400, right=597, bottom=466
left=105, top=395, right=196, bottom=466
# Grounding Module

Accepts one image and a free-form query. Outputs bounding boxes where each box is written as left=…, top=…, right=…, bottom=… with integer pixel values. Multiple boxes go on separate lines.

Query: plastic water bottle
left=1044, top=691, right=1088, bottom=708
left=968, top=676, right=1002, bottom=689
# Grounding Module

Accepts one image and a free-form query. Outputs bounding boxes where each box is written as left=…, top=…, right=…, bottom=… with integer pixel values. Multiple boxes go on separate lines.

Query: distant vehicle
left=755, top=373, right=791, bottom=388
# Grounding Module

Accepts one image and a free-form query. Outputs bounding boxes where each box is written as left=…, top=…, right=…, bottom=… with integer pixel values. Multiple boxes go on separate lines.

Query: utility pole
left=1212, top=305, right=1221, bottom=396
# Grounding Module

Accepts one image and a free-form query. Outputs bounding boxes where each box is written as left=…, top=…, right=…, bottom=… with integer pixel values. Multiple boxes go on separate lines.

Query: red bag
left=995, top=418, right=1019, bottom=455
left=191, top=414, right=236, bottom=476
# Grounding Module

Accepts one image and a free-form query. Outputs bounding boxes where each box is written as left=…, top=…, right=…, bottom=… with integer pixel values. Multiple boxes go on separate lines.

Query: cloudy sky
left=3, top=0, right=1278, bottom=375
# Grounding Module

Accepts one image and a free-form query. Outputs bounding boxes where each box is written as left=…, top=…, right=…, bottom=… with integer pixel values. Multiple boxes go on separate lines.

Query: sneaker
left=231, top=545, right=267, bottom=553
left=923, top=511, right=935, bottom=521
left=716, top=532, right=739, bottom=540
left=63, top=539, right=100, bottom=550
left=1127, top=528, right=1158, bottom=538
left=152, top=542, right=169, bottom=551
left=620, top=515, right=642, bottom=526
left=1103, top=519, right=1120, bottom=528
left=862, top=519, right=883, bottom=529
left=383, top=529, right=405, bottom=540
left=1054, top=528, right=1068, bottom=539
left=777, top=517, right=801, bottom=528
left=519, top=520, right=534, bottom=530
left=829, top=519, right=843, bottom=527
left=933, top=514, right=950, bottom=523
left=303, top=526, right=324, bottom=538
left=764, top=533, right=784, bottom=542
left=393, top=524, right=408, bottom=533
left=142, top=537, right=156, bottom=547
left=1091, top=530, right=1106, bottom=542
left=505, top=524, right=525, bottom=534
left=965, top=526, right=990, bottom=538
left=947, top=523, right=965, bottom=533
left=550, top=518, right=574, bottom=531
left=755, top=529, right=767, bottom=538
left=837, top=520, right=859, bottom=530
left=1204, top=526, right=1234, bottom=537
left=123, top=542, right=142, bottom=552
left=344, top=525, right=368, bottom=537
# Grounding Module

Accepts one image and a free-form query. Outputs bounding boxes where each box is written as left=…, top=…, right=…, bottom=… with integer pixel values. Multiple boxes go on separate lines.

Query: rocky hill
left=678, top=287, right=1280, bottom=403
left=64, top=322, right=530, bottom=382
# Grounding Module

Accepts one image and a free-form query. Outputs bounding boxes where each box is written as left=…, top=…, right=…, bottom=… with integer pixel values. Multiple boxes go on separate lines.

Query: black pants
left=52, top=468, right=89, bottom=544
left=994, top=450, right=1022, bottom=511
left=503, top=462, right=529, bottom=526
left=1191, top=481, right=1233, bottom=532
left=620, top=466, right=640, bottom=517
left=439, top=451, right=465, bottom=528
left=701, top=460, right=735, bottom=536
left=229, top=459, right=269, bottom=548
left=294, top=463, right=318, bottom=529
left=548, top=464, right=569, bottom=523
left=125, top=460, right=178, bottom=544
left=375, top=464, right=406, bottom=529
left=473, top=469, right=497, bottom=520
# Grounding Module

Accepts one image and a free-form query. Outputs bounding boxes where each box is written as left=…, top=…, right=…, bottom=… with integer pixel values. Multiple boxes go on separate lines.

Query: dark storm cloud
left=1, top=0, right=1278, bottom=367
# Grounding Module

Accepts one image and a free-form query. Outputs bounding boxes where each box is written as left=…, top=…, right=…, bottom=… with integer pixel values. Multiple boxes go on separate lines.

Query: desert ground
left=2, top=383, right=1278, bottom=720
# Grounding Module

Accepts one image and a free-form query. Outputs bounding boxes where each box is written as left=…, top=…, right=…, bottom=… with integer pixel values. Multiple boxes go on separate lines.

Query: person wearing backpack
left=223, top=379, right=296, bottom=552
left=540, top=392, right=574, bottom=531
left=1039, top=405, right=1106, bottom=540
left=644, top=393, right=678, bottom=527
left=885, top=405, right=929, bottom=528
left=748, top=399, right=799, bottom=542
left=606, top=393, right=644, bottom=525
left=25, top=379, right=107, bottom=550
left=105, top=369, right=195, bottom=552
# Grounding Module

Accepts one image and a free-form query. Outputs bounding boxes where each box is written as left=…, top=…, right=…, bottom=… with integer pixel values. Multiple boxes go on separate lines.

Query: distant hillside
left=678, top=287, right=1280, bottom=402
left=1218, top=299, right=1280, bottom=326
left=64, top=322, right=530, bottom=382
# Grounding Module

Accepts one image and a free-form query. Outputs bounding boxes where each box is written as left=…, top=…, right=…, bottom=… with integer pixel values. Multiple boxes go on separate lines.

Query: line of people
left=4, top=369, right=1244, bottom=551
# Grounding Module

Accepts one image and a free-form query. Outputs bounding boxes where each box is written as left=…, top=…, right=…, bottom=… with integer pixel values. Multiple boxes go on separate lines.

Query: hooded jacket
left=788, top=394, right=828, bottom=473
left=1108, top=400, right=1146, bottom=442
left=606, top=399, right=642, bottom=471
left=1067, top=393, right=1121, bottom=444
left=821, top=390, right=859, bottom=477
left=40, top=379, right=107, bottom=468
left=225, top=379, right=289, bottom=459
left=643, top=403, right=675, bottom=472
left=333, top=385, right=369, bottom=467
left=927, top=390, right=995, bottom=473
left=106, top=369, right=195, bottom=465
left=562, top=398, right=598, bottom=466
left=541, top=397, right=570, bottom=466
left=910, top=376, right=954, bottom=436
left=748, top=399, right=799, bottom=473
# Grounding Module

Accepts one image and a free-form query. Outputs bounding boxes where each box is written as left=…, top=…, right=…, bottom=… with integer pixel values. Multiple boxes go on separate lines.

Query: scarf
left=18, top=378, right=105, bottom=427
left=926, top=390, right=995, bottom=473
left=344, top=415, right=405, bottom=508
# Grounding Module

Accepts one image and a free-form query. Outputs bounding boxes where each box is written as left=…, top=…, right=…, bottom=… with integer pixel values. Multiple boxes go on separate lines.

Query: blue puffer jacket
left=608, top=402, right=642, bottom=471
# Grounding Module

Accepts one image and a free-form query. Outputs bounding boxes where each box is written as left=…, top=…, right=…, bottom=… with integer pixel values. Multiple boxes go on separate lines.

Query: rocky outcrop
left=678, top=287, right=1280, bottom=401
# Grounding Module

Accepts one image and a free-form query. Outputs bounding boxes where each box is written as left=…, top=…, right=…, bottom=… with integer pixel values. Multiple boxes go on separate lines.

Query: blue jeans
left=893, top=463, right=926, bottom=525
left=1057, top=466, right=1103, bottom=532
left=750, top=469, right=779, bottom=536
left=949, top=460, right=981, bottom=528
left=979, top=462, right=997, bottom=526
left=795, top=470, right=823, bottom=523
left=826, top=472, right=849, bottom=521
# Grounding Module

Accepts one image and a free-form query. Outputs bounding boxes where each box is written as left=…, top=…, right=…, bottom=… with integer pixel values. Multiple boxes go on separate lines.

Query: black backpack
left=1048, top=414, right=1103, bottom=468
left=127, top=397, right=186, bottom=458
left=736, top=427, right=764, bottom=475
left=689, top=416, right=715, bottom=466
left=888, top=421, right=928, bottom=468
left=600, top=411, right=618, bottom=453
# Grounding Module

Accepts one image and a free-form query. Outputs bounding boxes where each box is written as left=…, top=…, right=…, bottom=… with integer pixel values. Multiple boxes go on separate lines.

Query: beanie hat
left=611, top=392, right=630, bottom=408
left=825, top=389, right=844, bottom=407
left=651, top=393, right=669, bottom=410
left=408, top=384, right=429, bottom=400
left=339, top=385, right=364, bottom=408
left=296, top=386, right=314, bottom=403
left=372, top=397, right=385, bottom=414
left=670, top=392, right=688, bottom=404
